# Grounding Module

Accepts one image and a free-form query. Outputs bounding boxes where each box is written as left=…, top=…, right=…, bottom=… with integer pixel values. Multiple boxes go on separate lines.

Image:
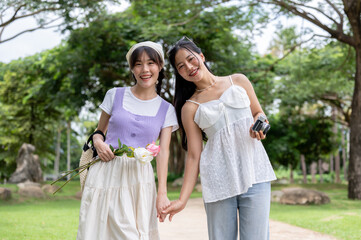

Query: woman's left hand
left=249, top=115, right=269, bottom=140
left=161, top=199, right=186, bottom=221
left=156, top=192, right=170, bottom=222
left=249, top=123, right=267, bottom=140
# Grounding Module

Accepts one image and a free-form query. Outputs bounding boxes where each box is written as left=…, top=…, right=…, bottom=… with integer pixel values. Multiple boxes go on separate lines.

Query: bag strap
left=88, top=130, right=105, bottom=144
left=83, top=130, right=106, bottom=158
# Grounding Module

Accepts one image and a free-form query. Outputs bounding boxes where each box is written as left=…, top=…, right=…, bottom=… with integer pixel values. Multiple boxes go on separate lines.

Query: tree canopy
left=0, top=0, right=358, bottom=199
left=0, top=0, right=121, bottom=44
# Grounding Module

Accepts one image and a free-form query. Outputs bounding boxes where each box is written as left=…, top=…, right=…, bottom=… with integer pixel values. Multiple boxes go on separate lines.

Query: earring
left=156, top=80, right=159, bottom=84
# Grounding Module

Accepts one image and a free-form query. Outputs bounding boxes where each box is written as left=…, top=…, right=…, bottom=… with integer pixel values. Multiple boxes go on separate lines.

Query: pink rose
left=146, top=141, right=160, bottom=157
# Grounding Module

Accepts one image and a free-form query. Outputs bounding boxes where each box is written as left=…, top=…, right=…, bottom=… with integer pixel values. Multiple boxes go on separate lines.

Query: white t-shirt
left=100, top=87, right=179, bottom=132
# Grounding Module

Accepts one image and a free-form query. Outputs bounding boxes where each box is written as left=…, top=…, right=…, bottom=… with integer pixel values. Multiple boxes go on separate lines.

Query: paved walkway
left=158, top=198, right=339, bottom=240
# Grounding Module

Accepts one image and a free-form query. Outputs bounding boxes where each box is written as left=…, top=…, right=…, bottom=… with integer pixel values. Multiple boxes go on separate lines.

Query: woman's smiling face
left=174, top=48, right=205, bottom=83
left=132, top=51, right=161, bottom=89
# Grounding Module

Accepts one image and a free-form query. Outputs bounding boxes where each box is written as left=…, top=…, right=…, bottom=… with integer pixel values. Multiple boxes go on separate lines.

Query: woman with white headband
left=77, top=41, right=178, bottom=240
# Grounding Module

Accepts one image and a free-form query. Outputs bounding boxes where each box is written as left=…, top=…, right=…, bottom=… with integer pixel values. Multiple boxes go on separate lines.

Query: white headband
left=126, top=41, right=164, bottom=67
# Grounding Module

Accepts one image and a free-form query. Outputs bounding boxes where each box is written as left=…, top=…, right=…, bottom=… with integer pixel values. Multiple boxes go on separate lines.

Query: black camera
left=252, top=115, right=270, bottom=135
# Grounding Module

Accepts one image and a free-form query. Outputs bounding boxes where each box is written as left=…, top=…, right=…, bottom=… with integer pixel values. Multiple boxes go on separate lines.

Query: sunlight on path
left=158, top=198, right=338, bottom=240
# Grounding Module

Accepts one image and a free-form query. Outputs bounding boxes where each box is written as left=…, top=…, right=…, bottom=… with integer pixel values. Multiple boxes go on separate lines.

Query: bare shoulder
left=231, top=73, right=253, bottom=87
left=181, top=101, right=198, bottom=121
left=230, top=73, right=255, bottom=94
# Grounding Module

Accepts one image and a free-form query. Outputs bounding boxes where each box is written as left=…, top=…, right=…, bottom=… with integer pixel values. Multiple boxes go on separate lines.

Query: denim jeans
left=204, top=182, right=271, bottom=240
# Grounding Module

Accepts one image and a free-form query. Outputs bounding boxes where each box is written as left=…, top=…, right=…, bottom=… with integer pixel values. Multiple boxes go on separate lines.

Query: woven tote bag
left=79, top=141, right=95, bottom=192
left=79, top=130, right=105, bottom=191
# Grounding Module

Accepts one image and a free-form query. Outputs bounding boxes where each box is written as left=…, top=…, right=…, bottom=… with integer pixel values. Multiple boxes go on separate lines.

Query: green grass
left=0, top=199, right=80, bottom=240
left=1, top=182, right=360, bottom=240
left=0, top=181, right=201, bottom=240
left=0, top=181, right=79, bottom=240
left=270, top=183, right=361, bottom=240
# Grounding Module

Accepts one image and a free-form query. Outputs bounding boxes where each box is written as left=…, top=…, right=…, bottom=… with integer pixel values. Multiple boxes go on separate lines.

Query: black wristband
left=91, top=130, right=106, bottom=142
left=83, top=130, right=106, bottom=158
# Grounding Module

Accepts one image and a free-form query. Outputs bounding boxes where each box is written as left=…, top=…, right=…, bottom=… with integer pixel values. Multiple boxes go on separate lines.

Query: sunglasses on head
left=167, top=36, right=193, bottom=56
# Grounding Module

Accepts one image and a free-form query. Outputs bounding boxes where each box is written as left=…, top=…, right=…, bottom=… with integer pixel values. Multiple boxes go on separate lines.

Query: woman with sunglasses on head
left=163, top=37, right=276, bottom=240
left=77, top=41, right=178, bottom=240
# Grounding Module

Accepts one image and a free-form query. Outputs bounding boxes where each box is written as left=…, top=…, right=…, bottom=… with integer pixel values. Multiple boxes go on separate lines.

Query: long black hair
left=168, top=39, right=211, bottom=150
left=129, top=46, right=165, bottom=95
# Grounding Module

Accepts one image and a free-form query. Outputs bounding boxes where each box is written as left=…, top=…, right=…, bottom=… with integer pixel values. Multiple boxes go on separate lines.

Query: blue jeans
left=204, top=182, right=271, bottom=240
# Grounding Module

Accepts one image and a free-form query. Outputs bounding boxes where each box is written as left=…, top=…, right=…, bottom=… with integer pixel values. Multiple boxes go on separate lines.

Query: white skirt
left=77, top=155, right=159, bottom=240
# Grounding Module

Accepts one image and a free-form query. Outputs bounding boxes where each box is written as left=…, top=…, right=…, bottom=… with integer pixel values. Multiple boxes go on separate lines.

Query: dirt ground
left=158, top=198, right=339, bottom=240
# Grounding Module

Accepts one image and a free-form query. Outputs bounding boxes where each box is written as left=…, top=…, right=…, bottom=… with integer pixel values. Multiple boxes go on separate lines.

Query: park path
left=158, top=198, right=339, bottom=240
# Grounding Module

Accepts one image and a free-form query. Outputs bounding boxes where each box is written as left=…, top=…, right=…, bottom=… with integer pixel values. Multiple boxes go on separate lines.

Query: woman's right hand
left=161, top=199, right=186, bottom=221
left=93, top=134, right=114, bottom=162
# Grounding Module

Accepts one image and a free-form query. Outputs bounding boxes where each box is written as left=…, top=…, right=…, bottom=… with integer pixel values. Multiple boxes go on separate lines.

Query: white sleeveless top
left=187, top=76, right=276, bottom=203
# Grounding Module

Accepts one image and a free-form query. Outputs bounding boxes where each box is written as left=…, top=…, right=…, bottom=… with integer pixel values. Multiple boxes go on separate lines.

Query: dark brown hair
left=168, top=39, right=211, bottom=150
left=129, top=46, right=165, bottom=95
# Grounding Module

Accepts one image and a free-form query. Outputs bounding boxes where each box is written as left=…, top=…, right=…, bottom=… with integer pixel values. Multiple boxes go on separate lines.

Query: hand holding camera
left=250, top=114, right=270, bottom=140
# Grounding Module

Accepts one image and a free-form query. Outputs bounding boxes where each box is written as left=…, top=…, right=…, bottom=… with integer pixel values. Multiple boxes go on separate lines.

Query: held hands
left=156, top=193, right=170, bottom=222
left=161, top=199, right=186, bottom=222
left=93, top=135, right=114, bottom=162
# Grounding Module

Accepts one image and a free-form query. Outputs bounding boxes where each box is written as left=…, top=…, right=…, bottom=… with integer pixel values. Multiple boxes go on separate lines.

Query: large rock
left=9, top=143, right=43, bottom=183
left=0, top=187, right=12, bottom=200
left=280, top=188, right=330, bottom=205
left=274, top=178, right=289, bottom=184
left=75, top=191, right=82, bottom=200
left=172, top=177, right=200, bottom=188
left=271, top=190, right=284, bottom=203
left=172, top=177, right=184, bottom=187
left=195, top=183, right=202, bottom=192
left=42, top=184, right=60, bottom=194
left=18, top=185, right=45, bottom=198
left=17, top=180, right=41, bottom=189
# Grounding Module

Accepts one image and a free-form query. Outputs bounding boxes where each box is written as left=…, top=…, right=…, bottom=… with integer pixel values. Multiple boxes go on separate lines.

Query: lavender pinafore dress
left=77, top=87, right=169, bottom=240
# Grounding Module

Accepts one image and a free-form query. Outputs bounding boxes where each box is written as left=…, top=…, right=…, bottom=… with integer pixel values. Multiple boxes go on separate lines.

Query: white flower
left=134, top=147, right=154, bottom=164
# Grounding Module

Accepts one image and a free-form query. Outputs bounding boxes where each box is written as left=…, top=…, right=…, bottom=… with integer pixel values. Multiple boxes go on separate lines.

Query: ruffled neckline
left=193, top=84, right=251, bottom=131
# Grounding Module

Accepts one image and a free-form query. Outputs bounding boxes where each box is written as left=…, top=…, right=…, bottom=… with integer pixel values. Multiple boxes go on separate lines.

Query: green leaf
left=114, top=149, right=121, bottom=155
left=109, top=145, right=114, bottom=152
left=118, top=139, right=121, bottom=149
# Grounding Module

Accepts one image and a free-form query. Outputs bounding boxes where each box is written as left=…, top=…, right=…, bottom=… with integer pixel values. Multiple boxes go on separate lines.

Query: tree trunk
left=348, top=46, right=361, bottom=199
left=311, top=161, right=317, bottom=183
left=67, top=121, right=71, bottom=181
left=335, top=151, right=341, bottom=183
left=332, top=107, right=341, bottom=183
left=330, top=155, right=334, bottom=174
left=29, top=103, right=35, bottom=144
left=301, top=154, right=307, bottom=184
left=289, top=164, right=294, bottom=184
left=175, top=148, right=185, bottom=176
left=318, top=159, right=324, bottom=183
left=343, top=128, right=348, bottom=181
left=169, top=132, right=186, bottom=176
left=169, top=134, right=176, bottom=174
left=54, top=127, right=61, bottom=176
